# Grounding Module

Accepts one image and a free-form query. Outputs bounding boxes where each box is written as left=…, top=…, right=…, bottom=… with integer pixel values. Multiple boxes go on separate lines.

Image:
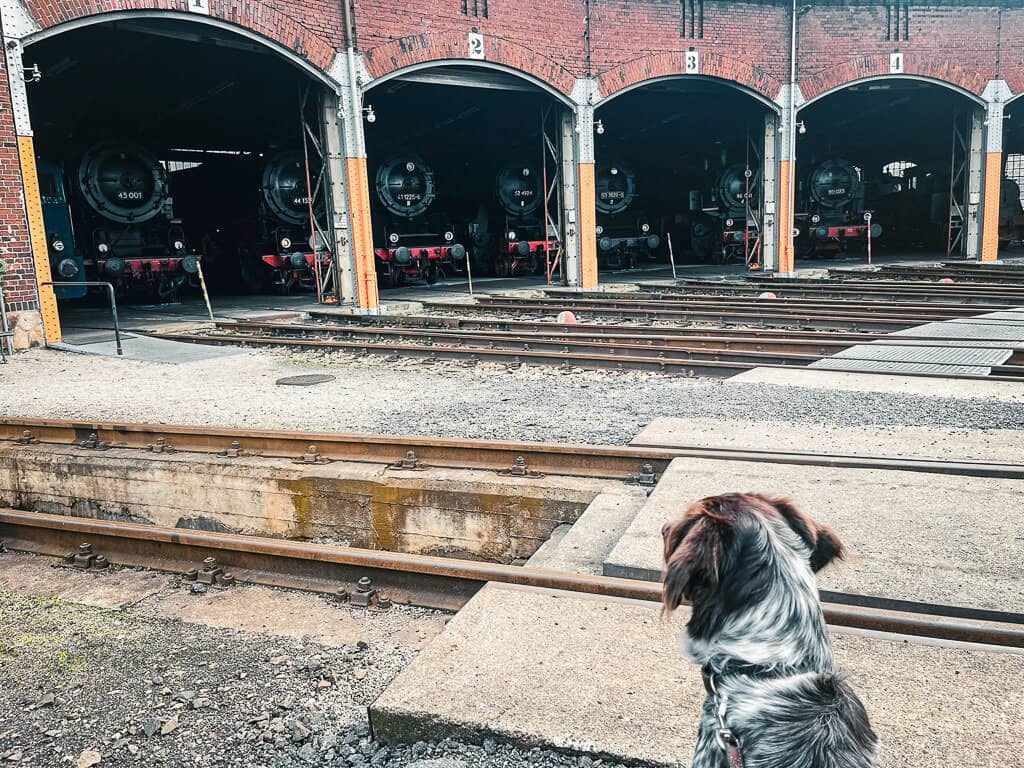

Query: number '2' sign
left=468, top=32, right=485, bottom=60
left=685, top=50, right=700, bottom=74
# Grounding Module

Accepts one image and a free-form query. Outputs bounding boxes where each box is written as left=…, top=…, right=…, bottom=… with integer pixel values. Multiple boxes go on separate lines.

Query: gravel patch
left=0, top=588, right=631, bottom=768
left=1, top=347, right=1021, bottom=443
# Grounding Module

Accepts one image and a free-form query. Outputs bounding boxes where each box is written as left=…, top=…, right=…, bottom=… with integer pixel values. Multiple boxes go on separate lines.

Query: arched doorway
left=362, top=62, right=579, bottom=289
left=594, top=76, right=778, bottom=273
left=23, top=13, right=346, bottom=309
left=795, top=76, right=986, bottom=263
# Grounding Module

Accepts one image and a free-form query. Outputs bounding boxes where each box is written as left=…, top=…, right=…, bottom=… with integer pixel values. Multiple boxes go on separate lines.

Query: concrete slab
left=729, top=366, right=1024, bottom=402
left=0, top=552, right=169, bottom=609
left=602, top=458, right=1024, bottom=612
left=369, top=584, right=1024, bottom=767
left=525, top=486, right=648, bottom=575
left=51, top=334, right=250, bottom=363
left=630, top=416, right=1024, bottom=464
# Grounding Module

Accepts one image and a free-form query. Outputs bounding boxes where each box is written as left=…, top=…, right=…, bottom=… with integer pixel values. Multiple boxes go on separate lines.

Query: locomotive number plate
left=117, top=191, right=144, bottom=200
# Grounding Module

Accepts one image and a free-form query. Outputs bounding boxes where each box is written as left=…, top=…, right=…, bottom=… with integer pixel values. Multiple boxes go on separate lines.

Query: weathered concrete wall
left=0, top=445, right=608, bottom=562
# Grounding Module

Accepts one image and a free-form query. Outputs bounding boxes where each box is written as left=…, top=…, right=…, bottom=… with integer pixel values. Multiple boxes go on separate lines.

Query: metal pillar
left=333, top=48, right=378, bottom=310
left=775, top=84, right=800, bottom=276
left=761, top=111, right=778, bottom=272
left=947, top=114, right=969, bottom=258
left=965, top=107, right=985, bottom=260
left=980, top=80, right=1011, bottom=263
left=0, top=26, right=59, bottom=343
left=321, top=92, right=356, bottom=303
left=571, top=79, right=599, bottom=290
left=559, top=108, right=581, bottom=286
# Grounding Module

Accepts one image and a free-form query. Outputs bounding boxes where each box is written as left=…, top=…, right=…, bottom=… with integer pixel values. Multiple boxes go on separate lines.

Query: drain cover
left=275, top=374, right=337, bottom=386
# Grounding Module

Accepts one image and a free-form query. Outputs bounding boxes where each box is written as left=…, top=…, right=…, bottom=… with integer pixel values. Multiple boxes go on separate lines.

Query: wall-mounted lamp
left=23, top=64, right=40, bottom=83
left=594, top=119, right=605, bottom=135
left=796, top=120, right=807, bottom=134
left=336, top=104, right=377, bottom=123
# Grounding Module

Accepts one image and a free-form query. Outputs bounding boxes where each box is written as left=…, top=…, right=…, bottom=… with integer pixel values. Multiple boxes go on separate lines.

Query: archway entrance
left=24, top=16, right=343, bottom=308
left=594, top=78, right=776, bottom=272
left=795, top=78, right=984, bottom=263
left=363, top=65, right=576, bottom=290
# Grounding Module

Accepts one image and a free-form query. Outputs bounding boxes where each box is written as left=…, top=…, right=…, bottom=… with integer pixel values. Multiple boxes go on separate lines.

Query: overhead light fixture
left=594, top=119, right=605, bottom=135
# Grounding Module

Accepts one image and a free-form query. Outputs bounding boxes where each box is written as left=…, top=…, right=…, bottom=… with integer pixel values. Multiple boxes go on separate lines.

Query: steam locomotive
left=373, top=155, right=465, bottom=287
left=64, top=141, right=197, bottom=298
left=494, top=164, right=559, bottom=276
left=595, top=161, right=660, bottom=269
left=37, top=161, right=85, bottom=299
left=714, top=164, right=759, bottom=265
left=795, top=158, right=882, bottom=258
left=249, top=151, right=330, bottom=293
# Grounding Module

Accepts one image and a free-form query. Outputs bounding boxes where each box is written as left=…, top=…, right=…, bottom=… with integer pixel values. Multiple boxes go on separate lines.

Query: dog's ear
left=770, top=497, right=846, bottom=572
left=661, top=500, right=728, bottom=612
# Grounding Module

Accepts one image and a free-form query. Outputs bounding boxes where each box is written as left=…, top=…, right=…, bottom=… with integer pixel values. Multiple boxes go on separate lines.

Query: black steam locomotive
left=494, top=164, right=559, bottom=276
left=595, top=161, right=660, bottom=269
left=796, top=158, right=882, bottom=258
left=373, top=155, right=465, bottom=287
left=69, top=141, right=197, bottom=298
left=714, top=164, right=759, bottom=265
left=250, top=151, right=330, bottom=293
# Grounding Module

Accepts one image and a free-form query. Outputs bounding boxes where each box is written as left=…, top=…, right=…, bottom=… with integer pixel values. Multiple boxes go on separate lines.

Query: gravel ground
left=0, top=584, right=629, bottom=768
left=1, top=347, right=1021, bottom=443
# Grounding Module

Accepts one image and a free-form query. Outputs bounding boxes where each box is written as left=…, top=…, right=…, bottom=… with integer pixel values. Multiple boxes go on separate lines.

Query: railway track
left=635, top=279, right=1024, bottom=305
left=2, top=509, right=1022, bottom=648
left=829, top=264, right=1024, bottom=284
left=418, top=296, right=970, bottom=333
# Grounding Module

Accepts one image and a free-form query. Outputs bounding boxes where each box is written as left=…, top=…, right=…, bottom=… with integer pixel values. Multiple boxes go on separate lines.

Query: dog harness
left=702, top=666, right=747, bottom=768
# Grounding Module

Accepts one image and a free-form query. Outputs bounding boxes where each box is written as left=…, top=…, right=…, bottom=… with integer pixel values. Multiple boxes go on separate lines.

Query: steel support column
left=775, top=85, right=801, bottom=276
left=333, top=49, right=379, bottom=310
left=1, top=29, right=58, bottom=342
left=761, top=111, right=779, bottom=272
left=558, top=108, right=581, bottom=286
left=320, top=92, right=356, bottom=304
left=572, top=92, right=598, bottom=289
left=965, top=107, right=984, bottom=260
left=980, top=80, right=1011, bottom=263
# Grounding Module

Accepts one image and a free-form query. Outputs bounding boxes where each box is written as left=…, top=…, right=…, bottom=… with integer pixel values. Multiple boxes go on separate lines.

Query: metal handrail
left=42, top=281, right=122, bottom=355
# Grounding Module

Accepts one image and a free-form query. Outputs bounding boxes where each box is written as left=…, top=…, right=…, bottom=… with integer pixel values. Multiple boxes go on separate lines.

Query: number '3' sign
left=685, top=50, right=700, bottom=74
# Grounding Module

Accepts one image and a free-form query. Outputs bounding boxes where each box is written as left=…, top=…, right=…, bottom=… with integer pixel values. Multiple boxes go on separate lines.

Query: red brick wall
left=590, top=0, right=790, bottom=101
left=0, top=52, right=37, bottom=312
left=355, top=0, right=584, bottom=96
left=1001, top=8, right=1024, bottom=96
left=798, top=4, right=998, bottom=103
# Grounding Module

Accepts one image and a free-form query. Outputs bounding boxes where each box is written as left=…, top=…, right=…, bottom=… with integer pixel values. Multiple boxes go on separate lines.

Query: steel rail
left=541, top=288, right=1007, bottom=314
left=654, top=279, right=1024, bottom=302
left=6, top=417, right=1024, bottom=479
left=155, top=330, right=805, bottom=377
left=470, top=295, right=983, bottom=321
left=190, top=321, right=849, bottom=360
left=1, top=509, right=1021, bottom=648
left=419, top=301, right=941, bottom=333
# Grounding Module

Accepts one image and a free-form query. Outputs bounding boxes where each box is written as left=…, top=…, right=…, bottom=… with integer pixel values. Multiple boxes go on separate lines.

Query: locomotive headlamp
left=405, top=162, right=416, bottom=173
left=641, top=223, right=651, bottom=233
left=281, top=237, right=292, bottom=249
left=52, top=238, right=65, bottom=252
left=388, top=233, right=400, bottom=244
left=610, top=167, right=618, bottom=175
left=97, top=243, right=110, bottom=254
left=596, top=226, right=604, bottom=235
left=725, top=218, right=734, bottom=228
left=508, top=230, right=517, bottom=241
left=811, top=214, right=821, bottom=224
left=522, top=168, right=530, bottom=177
left=173, top=240, right=184, bottom=252
left=444, top=231, right=454, bottom=242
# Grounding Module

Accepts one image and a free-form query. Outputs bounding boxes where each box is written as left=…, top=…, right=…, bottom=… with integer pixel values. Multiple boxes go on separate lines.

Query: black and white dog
left=661, top=493, right=878, bottom=768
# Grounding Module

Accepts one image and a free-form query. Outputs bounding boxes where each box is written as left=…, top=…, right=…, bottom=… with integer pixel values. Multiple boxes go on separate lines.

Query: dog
left=661, top=493, right=877, bottom=768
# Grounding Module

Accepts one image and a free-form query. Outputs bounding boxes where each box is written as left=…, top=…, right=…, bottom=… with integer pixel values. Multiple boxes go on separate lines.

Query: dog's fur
left=662, top=493, right=878, bottom=768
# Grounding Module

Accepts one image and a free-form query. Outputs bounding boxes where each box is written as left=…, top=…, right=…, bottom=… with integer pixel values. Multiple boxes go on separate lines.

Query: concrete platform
left=369, top=584, right=1024, bottom=767
left=52, top=334, right=250, bottom=363
left=730, top=366, right=1024, bottom=402
left=630, top=416, right=1024, bottom=464
left=602, top=457, right=1024, bottom=612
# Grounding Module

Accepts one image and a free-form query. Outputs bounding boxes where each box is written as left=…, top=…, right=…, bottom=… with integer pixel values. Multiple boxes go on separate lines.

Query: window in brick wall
left=886, top=2, right=910, bottom=42
left=680, top=0, right=704, bottom=39
left=461, top=0, right=488, bottom=18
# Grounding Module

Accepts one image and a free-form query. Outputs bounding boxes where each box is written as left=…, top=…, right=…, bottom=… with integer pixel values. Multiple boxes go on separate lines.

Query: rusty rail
left=1, top=509, right=1021, bottom=648
left=6, top=417, right=1024, bottom=479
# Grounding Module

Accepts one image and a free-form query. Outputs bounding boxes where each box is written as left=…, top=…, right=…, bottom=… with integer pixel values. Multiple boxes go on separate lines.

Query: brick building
left=0, top=0, right=1019, bottom=347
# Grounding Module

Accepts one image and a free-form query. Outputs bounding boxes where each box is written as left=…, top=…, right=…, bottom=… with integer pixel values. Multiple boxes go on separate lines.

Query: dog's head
left=661, top=493, right=844, bottom=618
